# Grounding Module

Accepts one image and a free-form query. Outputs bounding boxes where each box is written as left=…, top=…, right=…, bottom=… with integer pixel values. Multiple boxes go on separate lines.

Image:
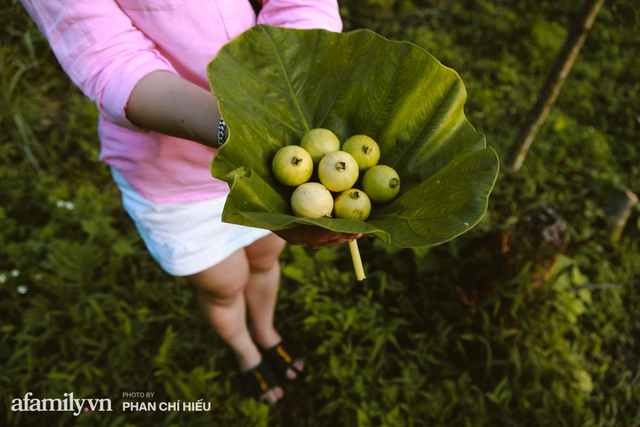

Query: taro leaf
left=207, top=25, right=499, bottom=248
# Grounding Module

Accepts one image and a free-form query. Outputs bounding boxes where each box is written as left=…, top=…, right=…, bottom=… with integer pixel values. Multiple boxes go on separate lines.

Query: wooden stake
left=605, top=188, right=638, bottom=242
left=504, top=0, right=606, bottom=172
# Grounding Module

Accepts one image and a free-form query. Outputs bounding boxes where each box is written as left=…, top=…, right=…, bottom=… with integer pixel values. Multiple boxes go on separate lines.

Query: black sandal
left=262, top=339, right=304, bottom=380
left=242, top=359, right=280, bottom=401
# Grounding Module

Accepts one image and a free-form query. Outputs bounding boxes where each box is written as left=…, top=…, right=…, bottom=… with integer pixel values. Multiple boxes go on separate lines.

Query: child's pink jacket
left=21, top=0, right=342, bottom=202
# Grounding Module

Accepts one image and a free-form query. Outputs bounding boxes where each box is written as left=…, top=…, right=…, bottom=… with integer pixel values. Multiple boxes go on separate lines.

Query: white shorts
left=111, top=168, right=271, bottom=276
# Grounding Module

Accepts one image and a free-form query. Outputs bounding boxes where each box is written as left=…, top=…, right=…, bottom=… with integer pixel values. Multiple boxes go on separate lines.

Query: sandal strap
left=242, top=359, right=279, bottom=400
left=263, top=339, right=303, bottom=376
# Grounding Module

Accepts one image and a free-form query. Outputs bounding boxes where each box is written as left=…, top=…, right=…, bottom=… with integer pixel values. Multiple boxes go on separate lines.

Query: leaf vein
left=363, top=44, right=409, bottom=134
left=262, top=26, right=310, bottom=132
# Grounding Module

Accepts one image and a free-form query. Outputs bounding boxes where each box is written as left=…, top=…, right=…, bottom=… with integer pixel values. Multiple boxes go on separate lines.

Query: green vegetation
left=1, top=0, right=639, bottom=425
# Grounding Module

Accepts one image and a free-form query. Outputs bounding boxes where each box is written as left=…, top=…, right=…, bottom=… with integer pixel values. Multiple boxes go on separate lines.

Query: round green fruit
left=318, top=151, right=359, bottom=192
left=342, top=135, right=380, bottom=171
left=362, top=165, right=401, bottom=203
left=271, top=145, right=313, bottom=186
left=334, top=188, right=371, bottom=221
left=299, top=128, right=341, bottom=164
left=290, top=182, right=334, bottom=218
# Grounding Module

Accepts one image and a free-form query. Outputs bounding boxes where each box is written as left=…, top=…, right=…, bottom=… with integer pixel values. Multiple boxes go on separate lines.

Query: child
left=21, top=0, right=360, bottom=403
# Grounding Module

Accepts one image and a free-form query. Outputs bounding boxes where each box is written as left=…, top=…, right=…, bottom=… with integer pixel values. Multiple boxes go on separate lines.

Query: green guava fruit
left=290, top=182, right=334, bottom=218
left=334, top=188, right=371, bottom=220
left=300, top=128, right=341, bottom=164
left=362, top=165, right=401, bottom=203
left=342, top=135, right=380, bottom=171
left=271, top=145, right=313, bottom=186
left=318, top=151, right=359, bottom=192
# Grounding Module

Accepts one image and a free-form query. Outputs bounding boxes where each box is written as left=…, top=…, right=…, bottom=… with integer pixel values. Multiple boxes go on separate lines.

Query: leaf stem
left=348, top=240, right=366, bottom=281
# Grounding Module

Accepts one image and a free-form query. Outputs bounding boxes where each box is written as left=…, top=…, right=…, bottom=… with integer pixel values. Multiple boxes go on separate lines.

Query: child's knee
left=189, top=250, right=250, bottom=300
left=248, top=256, right=279, bottom=274
left=196, top=274, right=247, bottom=302
left=246, top=234, right=286, bottom=272
left=247, top=247, right=282, bottom=273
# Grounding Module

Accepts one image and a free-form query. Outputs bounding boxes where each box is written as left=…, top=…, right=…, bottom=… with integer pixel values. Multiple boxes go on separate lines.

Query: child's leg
left=243, top=234, right=304, bottom=380
left=243, top=233, right=284, bottom=346
left=187, top=248, right=283, bottom=403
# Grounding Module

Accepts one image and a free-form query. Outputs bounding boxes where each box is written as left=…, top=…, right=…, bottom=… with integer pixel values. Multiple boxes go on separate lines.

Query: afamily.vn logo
left=11, top=392, right=112, bottom=416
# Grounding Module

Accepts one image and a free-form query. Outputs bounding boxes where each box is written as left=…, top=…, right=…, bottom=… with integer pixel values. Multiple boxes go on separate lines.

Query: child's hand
left=274, top=226, right=362, bottom=249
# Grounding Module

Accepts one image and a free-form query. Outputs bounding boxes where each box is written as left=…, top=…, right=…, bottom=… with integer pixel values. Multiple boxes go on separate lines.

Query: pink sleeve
left=20, top=0, right=177, bottom=131
left=257, top=0, right=343, bottom=32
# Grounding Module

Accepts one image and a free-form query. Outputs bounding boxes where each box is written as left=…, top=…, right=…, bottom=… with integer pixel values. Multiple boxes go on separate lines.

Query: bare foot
left=240, top=361, right=284, bottom=403
left=285, top=359, right=305, bottom=380
left=256, top=379, right=283, bottom=404
left=237, top=348, right=284, bottom=403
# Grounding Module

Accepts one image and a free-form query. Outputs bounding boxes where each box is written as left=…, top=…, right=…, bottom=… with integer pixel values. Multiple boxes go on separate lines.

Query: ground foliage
left=1, top=0, right=639, bottom=425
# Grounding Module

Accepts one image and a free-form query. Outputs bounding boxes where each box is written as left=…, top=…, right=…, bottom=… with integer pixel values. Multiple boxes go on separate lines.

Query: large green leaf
left=207, top=25, right=499, bottom=248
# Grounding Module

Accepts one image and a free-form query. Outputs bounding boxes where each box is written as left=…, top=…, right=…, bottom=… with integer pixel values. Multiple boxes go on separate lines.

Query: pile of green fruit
left=271, top=128, right=401, bottom=221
